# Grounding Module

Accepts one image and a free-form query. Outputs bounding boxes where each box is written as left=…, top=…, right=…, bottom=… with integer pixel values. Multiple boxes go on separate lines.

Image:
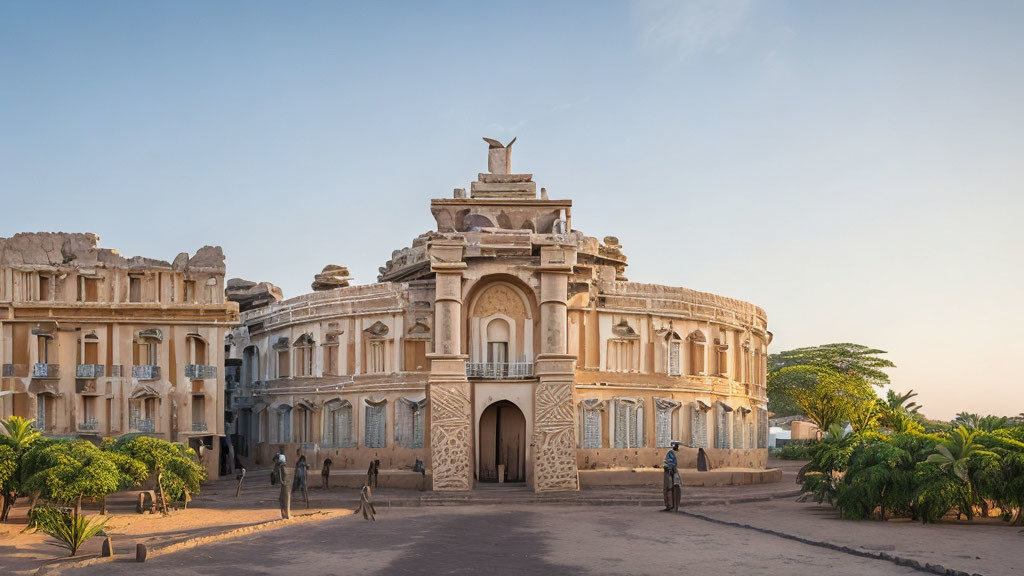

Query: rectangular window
left=324, top=344, right=338, bottom=376
left=581, top=402, right=602, bottom=449
left=716, top=403, right=733, bottom=449
left=691, top=404, right=709, bottom=448
left=39, top=274, right=54, bottom=301
left=37, top=395, right=47, bottom=431
left=184, top=280, right=196, bottom=303
left=757, top=407, right=768, bottom=449
left=325, top=401, right=353, bottom=447
left=668, top=341, right=681, bottom=376
left=276, top=351, right=290, bottom=378
left=395, top=399, right=425, bottom=449
left=365, top=403, right=386, bottom=447
left=368, top=341, right=385, bottom=374
left=129, top=276, right=142, bottom=303
left=655, top=399, right=680, bottom=448
left=276, top=408, right=291, bottom=443
left=614, top=399, right=643, bottom=449
left=78, top=277, right=100, bottom=302
left=733, top=411, right=745, bottom=449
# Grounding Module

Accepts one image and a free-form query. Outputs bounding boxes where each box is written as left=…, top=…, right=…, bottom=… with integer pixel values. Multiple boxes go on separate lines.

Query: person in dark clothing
left=292, top=455, right=309, bottom=508
left=321, top=457, right=333, bottom=491
left=662, top=442, right=682, bottom=512
left=278, top=464, right=292, bottom=519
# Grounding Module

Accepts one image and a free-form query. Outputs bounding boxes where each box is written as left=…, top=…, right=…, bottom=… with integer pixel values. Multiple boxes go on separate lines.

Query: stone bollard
left=136, top=543, right=148, bottom=562
left=101, top=536, right=113, bottom=557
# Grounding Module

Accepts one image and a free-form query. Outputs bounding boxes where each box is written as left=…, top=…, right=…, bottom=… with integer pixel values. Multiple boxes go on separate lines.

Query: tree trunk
left=0, top=492, right=14, bottom=522
left=156, top=471, right=168, bottom=515
left=76, top=494, right=83, bottom=517
left=100, top=494, right=107, bottom=515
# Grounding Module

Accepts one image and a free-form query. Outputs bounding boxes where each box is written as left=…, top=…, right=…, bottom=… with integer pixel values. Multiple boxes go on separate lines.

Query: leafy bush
left=771, top=442, right=815, bottom=460
left=21, top=440, right=147, bottom=508
left=0, top=416, right=42, bottom=521
left=29, top=506, right=109, bottom=556
left=105, top=436, right=205, bottom=510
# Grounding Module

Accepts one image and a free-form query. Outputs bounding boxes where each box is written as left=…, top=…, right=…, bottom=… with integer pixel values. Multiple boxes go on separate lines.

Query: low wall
left=577, top=447, right=767, bottom=472
left=579, top=467, right=782, bottom=488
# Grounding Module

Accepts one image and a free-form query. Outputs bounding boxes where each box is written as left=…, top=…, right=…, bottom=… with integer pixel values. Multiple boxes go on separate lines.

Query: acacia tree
left=21, top=440, right=147, bottom=513
left=768, top=343, right=894, bottom=417
left=769, top=366, right=875, bottom=432
left=105, top=436, right=205, bottom=514
left=0, top=415, right=42, bottom=521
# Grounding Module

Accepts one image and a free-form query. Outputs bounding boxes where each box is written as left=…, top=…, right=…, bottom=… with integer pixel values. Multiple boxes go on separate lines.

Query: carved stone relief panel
left=429, top=382, right=473, bottom=491
left=533, top=380, right=579, bottom=491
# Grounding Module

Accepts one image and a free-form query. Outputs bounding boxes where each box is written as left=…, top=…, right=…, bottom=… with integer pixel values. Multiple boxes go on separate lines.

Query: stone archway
left=478, top=400, right=527, bottom=484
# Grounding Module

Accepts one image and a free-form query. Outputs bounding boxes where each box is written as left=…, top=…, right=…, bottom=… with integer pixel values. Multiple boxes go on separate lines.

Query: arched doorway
left=478, top=400, right=526, bottom=484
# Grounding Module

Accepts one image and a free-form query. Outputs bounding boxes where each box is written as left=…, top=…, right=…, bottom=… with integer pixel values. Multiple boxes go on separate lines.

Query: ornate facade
left=227, top=139, right=771, bottom=491
left=0, top=233, right=238, bottom=478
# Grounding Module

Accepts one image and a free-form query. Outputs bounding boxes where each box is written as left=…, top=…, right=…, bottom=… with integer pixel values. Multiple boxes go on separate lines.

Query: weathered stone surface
left=478, top=173, right=533, bottom=183
left=136, top=543, right=148, bottom=562
left=311, top=265, right=352, bottom=291
left=226, top=277, right=283, bottom=312
left=0, top=232, right=224, bottom=272
left=470, top=181, right=536, bottom=198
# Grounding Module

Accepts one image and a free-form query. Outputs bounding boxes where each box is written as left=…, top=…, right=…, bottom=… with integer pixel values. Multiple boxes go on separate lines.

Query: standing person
left=278, top=463, right=292, bottom=520
left=321, top=457, right=333, bottom=491
left=292, top=455, right=310, bottom=508
left=662, top=442, right=682, bottom=512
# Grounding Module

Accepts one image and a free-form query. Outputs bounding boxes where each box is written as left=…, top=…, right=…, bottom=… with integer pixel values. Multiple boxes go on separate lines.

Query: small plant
left=29, top=506, right=109, bottom=556
left=771, top=442, right=815, bottom=460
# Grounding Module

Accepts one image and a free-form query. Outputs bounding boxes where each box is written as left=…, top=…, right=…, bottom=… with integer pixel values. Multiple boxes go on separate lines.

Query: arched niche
left=464, top=277, right=537, bottom=366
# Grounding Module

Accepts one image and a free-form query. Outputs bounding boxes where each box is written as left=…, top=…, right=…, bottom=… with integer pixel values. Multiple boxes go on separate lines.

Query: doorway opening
left=478, top=400, right=526, bottom=484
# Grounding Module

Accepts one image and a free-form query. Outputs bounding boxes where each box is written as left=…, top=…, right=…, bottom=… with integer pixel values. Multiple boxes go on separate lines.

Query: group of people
left=270, top=449, right=374, bottom=521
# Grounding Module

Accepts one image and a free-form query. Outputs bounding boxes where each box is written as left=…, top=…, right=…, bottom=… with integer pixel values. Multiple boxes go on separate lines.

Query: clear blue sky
left=2, top=1, right=1022, bottom=420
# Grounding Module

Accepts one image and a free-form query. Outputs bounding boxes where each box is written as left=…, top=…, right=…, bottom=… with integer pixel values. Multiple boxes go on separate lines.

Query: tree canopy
left=769, top=343, right=895, bottom=387
left=21, top=440, right=147, bottom=506
left=105, top=436, right=205, bottom=502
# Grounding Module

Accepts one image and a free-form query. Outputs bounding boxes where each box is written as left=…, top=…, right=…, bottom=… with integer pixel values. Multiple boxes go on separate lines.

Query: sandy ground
left=61, top=504, right=922, bottom=576
left=690, top=499, right=1024, bottom=576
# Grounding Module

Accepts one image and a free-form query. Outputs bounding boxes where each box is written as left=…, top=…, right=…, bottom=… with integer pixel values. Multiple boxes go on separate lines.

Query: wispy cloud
left=636, top=0, right=753, bottom=60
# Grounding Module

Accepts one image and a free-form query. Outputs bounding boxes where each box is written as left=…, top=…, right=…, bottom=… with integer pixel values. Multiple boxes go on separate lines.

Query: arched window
left=293, top=334, right=315, bottom=377
left=364, top=399, right=387, bottom=448
left=687, top=331, right=706, bottom=376
left=607, top=320, right=640, bottom=373
left=655, top=398, right=681, bottom=448
left=613, top=398, right=644, bottom=449
left=323, top=399, right=354, bottom=448
left=273, top=404, right=292, bottom=443
left=243, top=345, right=260, bottom=385
left=666, top=332, right=682, bottom=376
left=185, top=334, right=208, bottom=366
left=485, top=318, right=510, bottom=364
left=395, top=398, right=426, bottom=449
left=715, top=401, right=734, bottom=449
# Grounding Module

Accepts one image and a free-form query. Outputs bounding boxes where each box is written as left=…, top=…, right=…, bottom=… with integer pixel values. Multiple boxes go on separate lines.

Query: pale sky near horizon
left=2, top=1, right=1022, bottom=420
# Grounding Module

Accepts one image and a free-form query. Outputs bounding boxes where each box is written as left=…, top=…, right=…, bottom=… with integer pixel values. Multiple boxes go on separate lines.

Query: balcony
left=75, top=379, right=99, bottom=394
left=33, top=363, right=60, bottom=379
left=184, top=364, right=217, bottom=380
left=76, top=364, right=106, bottom=379
left=79, top=418, right=99, bottom=432
left=132, top=365, right=161, bottom=380
left=2, top=364, right=28, bottom=378
left=467, top=362, right=534, bottom=380
left=191, top=421, right=208, bottom=432
left=130, top=418, right=155, bottom=433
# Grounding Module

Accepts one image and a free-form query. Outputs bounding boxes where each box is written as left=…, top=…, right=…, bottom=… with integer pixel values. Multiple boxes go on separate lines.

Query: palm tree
left=885, top=389, right=921, bottom=414
left=0, top=416, right=41, bottom=452
left=847, top=400, right=879, bottom=434
left=954, top=412, right=981, bottom=429
left=925, top=427, right=998, bottom=519
left=878, top=390, right=923, bottom=433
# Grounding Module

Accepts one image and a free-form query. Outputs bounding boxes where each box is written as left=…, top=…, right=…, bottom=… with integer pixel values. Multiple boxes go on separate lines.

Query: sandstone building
left=0, top=233, right=238, bottom=478
left=227, top=139, right=772, bottom=491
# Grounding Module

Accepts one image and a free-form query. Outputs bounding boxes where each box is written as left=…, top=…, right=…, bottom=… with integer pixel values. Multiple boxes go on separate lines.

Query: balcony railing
left=192, top=421, right=208, bottom=432
left=130, top=418, right=155, bottom=433
left=185, top=364, right=217, bottom=380
left=2, top=364, right=28, bottom=378
left=132, top=365, right=161, bottom=380
left=79, top=418, right=99, bottom=431
left=467, top=362, right=534, bottom=380
left=33, top=363, right=60, bottom=379
left=76, top=364, right=105, bottom=379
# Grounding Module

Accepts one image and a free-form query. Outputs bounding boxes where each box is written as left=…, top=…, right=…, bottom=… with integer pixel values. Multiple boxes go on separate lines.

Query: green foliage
left=769, top=343, right=895, bottom=387
left=877, top=390, right=925, bottom=434
left=767, top=343, right=892, bottom=418
left=771, top=442, right=815, bottom=460
left=29, top=506, right=109, bottom=556
left=848, top=400, right=880, bottom=434
left=0, top=416, right=43, bottom=521
left=21, top=440, right=147, bottom=505
left=798, top=425, right=855, bottom=507
left=105, top=436, right=205, bottom=502
left=769, top=366, right=874, bottom=430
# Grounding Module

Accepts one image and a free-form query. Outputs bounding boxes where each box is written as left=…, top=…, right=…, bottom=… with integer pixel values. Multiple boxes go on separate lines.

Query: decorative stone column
left=426, top=238, right=473, bottom=491
left=533, top=246, right=580, bottom=492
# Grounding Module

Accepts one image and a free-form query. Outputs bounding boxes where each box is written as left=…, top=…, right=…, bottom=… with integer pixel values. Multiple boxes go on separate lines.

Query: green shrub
left=771, top=442, right=815, bottom=460
left=29, top=506, right=109, bottom=556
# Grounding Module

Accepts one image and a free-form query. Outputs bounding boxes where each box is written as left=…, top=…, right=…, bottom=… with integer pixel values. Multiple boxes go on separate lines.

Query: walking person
left=292, top=455, right=310, bottom=508
left=358, top=483, right=376, bottom=521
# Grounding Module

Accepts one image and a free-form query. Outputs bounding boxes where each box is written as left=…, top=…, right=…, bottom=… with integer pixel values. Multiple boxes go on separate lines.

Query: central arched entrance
left=478, top=400, right=526, bottom=484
